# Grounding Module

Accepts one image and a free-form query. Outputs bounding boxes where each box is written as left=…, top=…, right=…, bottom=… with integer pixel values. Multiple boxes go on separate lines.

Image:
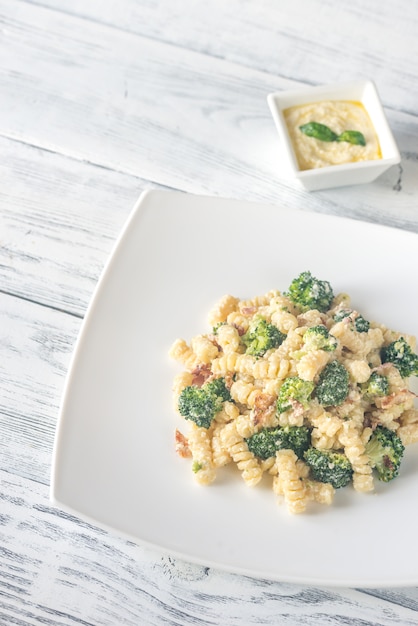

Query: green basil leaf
left=299, top=122, right=338, bottom=142
left=337, top=130, right=366, bottom=146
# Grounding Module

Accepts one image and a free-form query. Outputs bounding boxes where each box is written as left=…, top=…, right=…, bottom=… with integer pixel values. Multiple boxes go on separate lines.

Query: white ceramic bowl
left=267, top=80, right=400, bottom=191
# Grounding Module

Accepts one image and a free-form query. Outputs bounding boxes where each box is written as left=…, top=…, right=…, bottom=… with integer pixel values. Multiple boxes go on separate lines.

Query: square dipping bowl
left=267, top=80, right=400, bottom=191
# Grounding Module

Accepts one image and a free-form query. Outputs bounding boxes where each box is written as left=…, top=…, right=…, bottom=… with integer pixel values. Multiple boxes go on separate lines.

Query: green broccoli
left=205, top=377, right=232, bottom=402
left=242, top=316, right=285, bottom=357
left=178, top=377, right=230, bottom=428
left=365, top=426, right=405, bottom=482
left=246, top=425, right=311, bottom=460
left=303, top=325, right=338, bottom=352
left=381, top=337, right=418, bottom=378
left=304, top=448, right=353, bottom=488
left=285, top=271, right=334, bottom=313
left=333, top=309, right=370, bottom=333
left=315, top=360, right=349, bottom=406
left=361, top=371, right=389, bottom=398
left=276, top=376, right=315, bottom=414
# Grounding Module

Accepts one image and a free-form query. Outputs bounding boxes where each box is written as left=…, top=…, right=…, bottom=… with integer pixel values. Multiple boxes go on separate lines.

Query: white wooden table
left=1, top=1, right=418, bottom=623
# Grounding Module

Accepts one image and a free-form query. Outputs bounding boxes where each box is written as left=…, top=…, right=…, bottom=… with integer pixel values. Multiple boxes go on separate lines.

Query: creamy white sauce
left=284, top=100, right=381, bottom=170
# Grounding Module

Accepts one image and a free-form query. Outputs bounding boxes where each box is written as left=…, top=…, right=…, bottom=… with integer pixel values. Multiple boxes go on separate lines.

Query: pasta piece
left=207, top=294, right=239, bottom=326
left=220, top=422, right=262, bottom=486
left=262, top=378, right=283, bottom=398
left=399, top=408, right=418, bottom=427
left=270, top=309, right=299, bottom=333
left=328, top=292, right=351, bottom=315
left=310, top=429, right=338, bottom=451
left=372, top=402, right=415, bottom=430
left=275, top=449, right=307, bottom=514
left=187, top=423, right=216, bottom=485
left=372, top=385, right=416, bottom=429
left=330, top=322, right=384, bottom=358
left=305, top=480, right=335, bottom=505
left=190, top=335, right=219, bottom=364
left=334, top=391, right=365, bottom=428
left=260, top=456, right=277, bottom=474
left=215, top=324, right=241, bottom=354
left=235, top=413, right=257, bottom=438
left=268, top=294, right=299, bottom=316
left=169, top=338, right=199, bottom=370
left=338, top=421, right=374, bottom=493
left=308, top=405, right=343, bottom=449
left=251, top=355, right=290, bottom=381
left=296, top=349, right=330, bottom=382
left=239, top=290, right=280, bottom=310
left=297, top=309, right=326, bottom=327
left=344, top=359, right=371, bottom=384
left=276, top=408, right=305, bottom=428
left=360, top=426, right=373, bottom=446
left=230, top=379, right=261, bottom=408
left=226, top=310, right=250, bottom=333
left=295, top=459, right=310, bottom=479
left=211, top=423, right=231, bottom=468
left=172, top=371, right=194, bottom=410
left=275, top=329, right=304, bottom=359
left=214, top=401, right=240, bottom=424
left=353, top=473, right=374, bottom=493
left=211, top=351, right=242, bottom=375
left=398, top=410, right=418, bottom=445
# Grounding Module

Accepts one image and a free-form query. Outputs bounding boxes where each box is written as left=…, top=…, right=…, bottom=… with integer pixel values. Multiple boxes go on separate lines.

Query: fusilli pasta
left=170, top=273, right=418, bottom=515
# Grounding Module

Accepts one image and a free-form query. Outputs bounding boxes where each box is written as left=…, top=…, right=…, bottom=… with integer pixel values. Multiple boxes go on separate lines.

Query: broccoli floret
left=315, top=360, right=349, bottom=406
left=242, top=316, right=285, bottom=357
left=246, top=425, right=311, bottom=460
left=276, top=376, right=315, bottom=414
left=178, top=378, right=229, bottom=428
left=304, top=448, right=353, bottom=488
left=365, top=426, right=405, bottom=482
left=246, top=427, right=279, bottom=460
left=278, top=425, right=311, bottom=459
left=303, top=325, right=338, bottom=352
left=205, top=377, right=232, bottom=402
left=333, top=309, right=370, bottom=333
left=285, top=271, right=334, bottom=313
left=361, top=372, right=389, bottom=398
left=381, top=337, right=418, bottom=378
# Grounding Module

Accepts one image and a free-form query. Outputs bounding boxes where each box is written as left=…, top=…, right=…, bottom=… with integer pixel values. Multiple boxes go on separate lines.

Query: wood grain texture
left=23, top=0, right=418, bottom=113
left=0, top=136, right=160, bottom=315
left=0, top=0, right=417, bottom=226
left=1, top=0, right=418, bottom=622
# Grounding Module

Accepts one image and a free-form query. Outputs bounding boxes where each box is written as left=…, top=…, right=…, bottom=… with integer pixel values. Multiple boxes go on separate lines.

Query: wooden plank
left=22, top=0, right=418, bottom=113
left=0, top=136, right=163, bottom=315
left=0, top=291, right=80, bottom=483
left=0, top=2, right=417, bottom=222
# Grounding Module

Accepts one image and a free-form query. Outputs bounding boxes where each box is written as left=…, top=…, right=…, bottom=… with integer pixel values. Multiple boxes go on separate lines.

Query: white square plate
left=51, top=190, right=418, bottom=587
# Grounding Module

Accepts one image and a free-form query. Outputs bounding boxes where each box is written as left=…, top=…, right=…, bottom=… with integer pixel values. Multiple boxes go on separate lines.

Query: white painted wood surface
left=1, top=0, right=418, bottom=623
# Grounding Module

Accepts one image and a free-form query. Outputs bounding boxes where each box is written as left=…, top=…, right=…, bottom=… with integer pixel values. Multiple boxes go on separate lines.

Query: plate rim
left=50, top=189, right=418, bottom=588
